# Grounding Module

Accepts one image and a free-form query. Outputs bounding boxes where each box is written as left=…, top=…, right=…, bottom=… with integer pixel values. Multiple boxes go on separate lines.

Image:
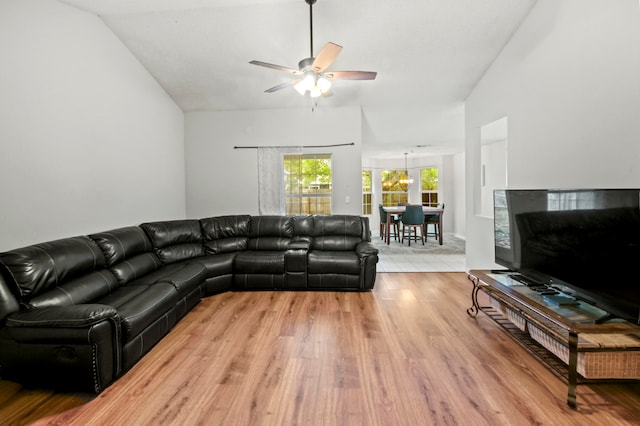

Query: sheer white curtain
left=257, top=147, right=301, bottom=215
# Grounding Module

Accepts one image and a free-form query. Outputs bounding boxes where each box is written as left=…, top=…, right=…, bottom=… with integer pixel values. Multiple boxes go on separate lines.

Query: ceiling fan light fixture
left=317, top=76, right=331, bottom=93
left=295, top=73, right=316, bottom=95
left=294, top=80, right=307, bottom=95
left=310, top=86, right=322, bottom=98
left=294, top=72, right=331, bottom=97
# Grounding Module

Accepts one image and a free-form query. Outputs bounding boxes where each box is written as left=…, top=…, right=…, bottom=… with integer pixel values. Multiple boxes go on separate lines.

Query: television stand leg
left=568, top=330, right=579, bottom=408
left=467, top=274, right=482, bottom=317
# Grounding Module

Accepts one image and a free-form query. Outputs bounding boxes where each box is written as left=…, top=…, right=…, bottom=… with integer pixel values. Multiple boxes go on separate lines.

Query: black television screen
left=494, top=189, right=640, bottom=324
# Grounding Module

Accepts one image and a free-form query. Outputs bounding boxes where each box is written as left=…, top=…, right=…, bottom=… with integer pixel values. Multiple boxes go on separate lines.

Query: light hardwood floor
left=1, top=272, right=639, bottom=425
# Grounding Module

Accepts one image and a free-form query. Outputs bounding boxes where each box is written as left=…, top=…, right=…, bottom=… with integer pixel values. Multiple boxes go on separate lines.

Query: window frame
left=420, top=167, right=440, bottom=207
left=362, top=169, right=372, bottom=215
left=283, top=153, right=332, bottom=215
left=381, top=169, right=409, bottom=207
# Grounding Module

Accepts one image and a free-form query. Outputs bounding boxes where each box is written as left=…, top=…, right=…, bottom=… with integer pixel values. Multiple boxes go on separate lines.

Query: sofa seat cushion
left=234, top=251, right=285, bottom=274
left=95, top=283, right=178, bottom=343
left=126, top=262, right=205, bottom=298
left=307, top=251, right=360, bottom=274
left=193, top=253, right=235, bottom=278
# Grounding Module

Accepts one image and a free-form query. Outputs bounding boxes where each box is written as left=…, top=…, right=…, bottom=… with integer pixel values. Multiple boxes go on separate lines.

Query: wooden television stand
left=467, top=270, right=640, bottom=408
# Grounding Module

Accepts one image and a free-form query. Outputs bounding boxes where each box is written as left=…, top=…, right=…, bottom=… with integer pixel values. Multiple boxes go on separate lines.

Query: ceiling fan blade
left=265, top=79, right=301, bottom=93
left=249, top=60, right=302, bottom=76
left=311, top=42, right=342, bottom=72
left=325, top=70, right=377, bottom=80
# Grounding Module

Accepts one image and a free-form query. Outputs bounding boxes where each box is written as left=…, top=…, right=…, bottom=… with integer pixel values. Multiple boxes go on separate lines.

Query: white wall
left=452, top=152, right=466, bottom=239
left=0, top=0, right=185, bottom=250
left=185, top=106, right=362, bottom=218
left=479, top=139, right=507, bottom=217
left=465, top=0, right=640, bottom=268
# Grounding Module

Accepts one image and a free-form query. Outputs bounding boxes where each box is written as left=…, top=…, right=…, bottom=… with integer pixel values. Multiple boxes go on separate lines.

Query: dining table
left=382, top=205, right=444, bottom=245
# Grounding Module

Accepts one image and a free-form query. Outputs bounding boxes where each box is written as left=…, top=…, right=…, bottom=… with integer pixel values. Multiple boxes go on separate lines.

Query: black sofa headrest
left=311, top=215, right=367, bottom=251
left=140, top=220, right=204, bottom=264
left=0, top=236, right=106, bottom=299
left=200, top=215, right=250, bottom=254
left=90, top=226, right=154, bottom=267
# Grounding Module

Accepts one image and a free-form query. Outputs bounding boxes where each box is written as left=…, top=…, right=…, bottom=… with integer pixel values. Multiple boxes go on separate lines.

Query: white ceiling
left=59, top=0, right=536, bottom=160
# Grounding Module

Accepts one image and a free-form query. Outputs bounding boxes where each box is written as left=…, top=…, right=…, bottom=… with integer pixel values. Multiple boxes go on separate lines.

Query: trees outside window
left=362, top=169, right=372, bottom=215
left=421, top=167, right=439, bottom=206
left=284, top=154, right=332, bottom=214
left=381, top=170, right=409, bottom=206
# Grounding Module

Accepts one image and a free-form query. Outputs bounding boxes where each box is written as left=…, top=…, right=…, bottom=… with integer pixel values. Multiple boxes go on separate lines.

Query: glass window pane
left=420, top=167, right=440, bottom=207
left=381, top=169, right=410, bottom=206
left=284, top=154, right=331, bottom=215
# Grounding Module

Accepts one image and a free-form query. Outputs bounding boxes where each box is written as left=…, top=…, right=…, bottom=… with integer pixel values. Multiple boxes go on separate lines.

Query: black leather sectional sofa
left=0, top=215, right=378, bottom=393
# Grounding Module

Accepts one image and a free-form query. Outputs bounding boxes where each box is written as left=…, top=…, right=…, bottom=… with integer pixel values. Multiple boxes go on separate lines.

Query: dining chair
left=401, top=205, right=425, bottom=246
left=425, top=203, right=444, bottom=241
left=394, top=202, right=407, bottom=221
left=379, top=204, right=400, bottom=242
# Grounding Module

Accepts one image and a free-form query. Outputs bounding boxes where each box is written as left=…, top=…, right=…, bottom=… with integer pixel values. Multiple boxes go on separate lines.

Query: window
left=362, top=170, right=372, bottom=215
left=421, top=167, right=439, bottom=206
left=284, top=154, right=332, bottom=214
left=381, top=170, right=408, bottom=206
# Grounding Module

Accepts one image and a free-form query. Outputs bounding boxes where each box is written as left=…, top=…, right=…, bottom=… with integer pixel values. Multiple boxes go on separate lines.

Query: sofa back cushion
left=0, top=236, right=107, bottom=299
left=140, top=220, right=204, bottom=264
left=292, top=215, right=314, bottom=243
left=0, top=272, right=20, bottom=321
left=247, top=216, right=293, bottom=250
left=23, top=270, right=119, bottom=310
left=200, top=215, right=250, bottom=254
left=311, top=215, right=366, bottom=251
left=90, top=227, right=162, bottom=285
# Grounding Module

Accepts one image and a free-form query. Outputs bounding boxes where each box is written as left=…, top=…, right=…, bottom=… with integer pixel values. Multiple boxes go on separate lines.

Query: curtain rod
left=234, top=142, right=354, bottom=149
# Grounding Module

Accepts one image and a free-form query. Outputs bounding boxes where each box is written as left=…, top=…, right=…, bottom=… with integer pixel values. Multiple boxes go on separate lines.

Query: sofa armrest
left=6, top=304, right=120, bottom=343
left=1, top=304, right=122, bottom=392
left=356, top=242, right=378, bottom=291
left=288, top=238, right=311, bottom=251
left=355, top=241, right=379, bottom=257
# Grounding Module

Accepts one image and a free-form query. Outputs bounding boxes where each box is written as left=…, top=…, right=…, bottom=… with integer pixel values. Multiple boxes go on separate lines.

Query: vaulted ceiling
left=60, top=0, right=536, bottom=159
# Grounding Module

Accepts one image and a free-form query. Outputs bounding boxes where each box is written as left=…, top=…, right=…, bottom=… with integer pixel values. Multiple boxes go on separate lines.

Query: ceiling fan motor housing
left=298, top=57, right=314, bottom=71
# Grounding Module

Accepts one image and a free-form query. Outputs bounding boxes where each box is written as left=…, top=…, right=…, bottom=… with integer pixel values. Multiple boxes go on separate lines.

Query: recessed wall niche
left=478, top=117, right=508, bottom=218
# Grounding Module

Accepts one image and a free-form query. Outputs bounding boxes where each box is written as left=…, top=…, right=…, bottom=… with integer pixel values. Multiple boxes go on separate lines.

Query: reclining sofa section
left=0, top=215, right=378, bottom=393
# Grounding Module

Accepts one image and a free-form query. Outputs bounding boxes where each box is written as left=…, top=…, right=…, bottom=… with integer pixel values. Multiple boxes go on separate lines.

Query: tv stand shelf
left=467, top=270, right=640, bottom=408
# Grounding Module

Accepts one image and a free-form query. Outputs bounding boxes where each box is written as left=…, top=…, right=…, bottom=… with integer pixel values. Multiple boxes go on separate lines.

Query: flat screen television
left=494, top=189, right=640, bottom=324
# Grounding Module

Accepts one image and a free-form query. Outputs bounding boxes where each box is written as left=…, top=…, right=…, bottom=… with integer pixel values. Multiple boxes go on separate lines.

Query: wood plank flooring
left=1, top=272, right=639, bottom=425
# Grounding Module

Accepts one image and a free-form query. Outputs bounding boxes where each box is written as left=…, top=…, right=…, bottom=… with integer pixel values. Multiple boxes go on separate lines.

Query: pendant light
left=399, top=152, right=414, bottom=191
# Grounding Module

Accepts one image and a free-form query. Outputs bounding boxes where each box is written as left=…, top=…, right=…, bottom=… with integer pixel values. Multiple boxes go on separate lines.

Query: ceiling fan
left=249, top=0, right=377, bottom=99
